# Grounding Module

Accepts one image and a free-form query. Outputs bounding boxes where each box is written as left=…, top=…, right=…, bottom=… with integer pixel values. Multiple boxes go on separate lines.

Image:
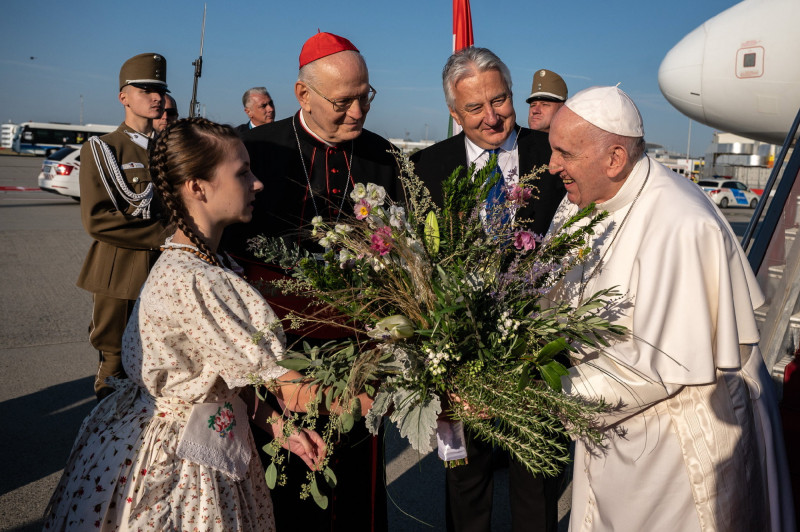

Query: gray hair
left=442, top=47, right=512, bottom=109
left=297, top=50, right=365, bottom=86
left=242, top=87, right=270, bottom=108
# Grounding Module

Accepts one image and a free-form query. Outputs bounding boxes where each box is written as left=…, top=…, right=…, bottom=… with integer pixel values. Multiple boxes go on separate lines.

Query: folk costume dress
left=44, top=241, right=288, bottom=531
left=548, top=156, right=795, bottom=532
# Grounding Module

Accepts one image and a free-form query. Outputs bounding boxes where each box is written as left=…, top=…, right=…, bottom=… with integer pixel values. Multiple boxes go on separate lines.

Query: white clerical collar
left=596, top=155, right=649, bottom=213
left=465, top=128, right=519, bottom=165
left=123, top=127, right=152, bottom=150
left=298, top=110, right=336, bottom=147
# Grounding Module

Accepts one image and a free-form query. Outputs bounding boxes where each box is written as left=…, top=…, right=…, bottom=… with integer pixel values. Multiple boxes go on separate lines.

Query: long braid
left=150, top=117, right=241, bottom=268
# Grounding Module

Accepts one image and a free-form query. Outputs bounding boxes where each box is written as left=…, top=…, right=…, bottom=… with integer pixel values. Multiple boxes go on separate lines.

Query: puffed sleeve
left=166, top=264, right=288, bottom=388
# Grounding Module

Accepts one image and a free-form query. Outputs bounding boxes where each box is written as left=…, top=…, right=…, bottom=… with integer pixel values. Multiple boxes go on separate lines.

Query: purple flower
left=514, top=230, right=536, bottom=251
left=508, top=185, right=532, bottom=204
left=370, top=226, right=394, bottom=256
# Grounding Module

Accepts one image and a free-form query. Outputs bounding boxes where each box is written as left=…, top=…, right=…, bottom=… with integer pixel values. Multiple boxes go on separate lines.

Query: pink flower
left=354, top=199, right=372, bottom=220
left=508, top=185, right=532, bottom=204
left=370, top=226, right=394, bottom=256
left=514, top=230, right=536, bottom=251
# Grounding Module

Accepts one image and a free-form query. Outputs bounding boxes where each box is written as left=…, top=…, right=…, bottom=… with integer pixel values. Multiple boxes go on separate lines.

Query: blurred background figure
left=236, top=87, right=275, bottom=133
left=153, top=94, right=178, bottom=133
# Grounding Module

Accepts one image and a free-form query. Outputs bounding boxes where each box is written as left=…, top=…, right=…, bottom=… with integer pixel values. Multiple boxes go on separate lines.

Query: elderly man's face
left=527, top=100, right=563, bottom=132
left=245, top=93, right=275, bottom=127
left=548, top=108, right=622, bottom=208
left=297, top=52, right=371, bottom=144
left=449, top=69, right=516, bottom=150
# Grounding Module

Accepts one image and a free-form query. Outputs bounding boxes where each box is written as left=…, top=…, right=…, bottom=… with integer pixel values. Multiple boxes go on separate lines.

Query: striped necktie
left=485, top=148, right=508, bottom=224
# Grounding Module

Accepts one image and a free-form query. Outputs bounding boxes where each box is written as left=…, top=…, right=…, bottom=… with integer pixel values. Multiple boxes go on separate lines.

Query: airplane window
left=743, top=53, right=756, bottom=68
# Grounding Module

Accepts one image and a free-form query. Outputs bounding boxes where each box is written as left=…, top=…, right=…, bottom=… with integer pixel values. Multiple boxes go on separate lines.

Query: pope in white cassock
left=546, top=86, right=795, bottom=531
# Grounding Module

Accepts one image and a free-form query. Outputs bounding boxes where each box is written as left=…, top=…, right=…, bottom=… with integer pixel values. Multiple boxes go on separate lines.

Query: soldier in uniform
left=526, top=69, right=568, bottom=133
left=77, top=53, right=169, bottom=400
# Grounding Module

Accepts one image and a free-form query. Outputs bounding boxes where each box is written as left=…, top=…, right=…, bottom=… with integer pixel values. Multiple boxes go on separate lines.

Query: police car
left=697, top=178, right=760, bottom=208
left=37, top=147, right=80, bottom=201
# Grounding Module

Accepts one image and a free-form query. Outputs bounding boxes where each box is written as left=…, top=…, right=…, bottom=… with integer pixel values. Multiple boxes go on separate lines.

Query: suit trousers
left=89, top=293, right=135, bottom=398
left=445, top=428, right=562, bottom=532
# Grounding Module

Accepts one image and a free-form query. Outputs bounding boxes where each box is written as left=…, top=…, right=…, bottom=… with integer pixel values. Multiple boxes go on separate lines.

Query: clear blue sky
left=1, top=0, right=738, bottom=157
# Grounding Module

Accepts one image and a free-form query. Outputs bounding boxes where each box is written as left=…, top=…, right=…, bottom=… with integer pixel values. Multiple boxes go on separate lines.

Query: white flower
left=335, top=223, right=353, bottom=236
left=350, top=183, right=367, bottom=202
left=311, top=216, right=324, bottom=237
left=338, top=248, right=354, bottom=265
left=319, top=231, right=338, bottom=248
left=371, top=257, right=385, bottom=272
left=367, top=214, right=385, bottom=229
left=367, top=315, right=415, bottom=341
left=365, top=183, right=387, bottom=207
left=388, top=205, right=406, bottom=228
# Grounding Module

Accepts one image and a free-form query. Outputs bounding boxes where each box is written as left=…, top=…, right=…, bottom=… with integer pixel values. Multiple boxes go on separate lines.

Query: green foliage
left=248, top=235, right=314, bottom=268
left=245, top=150, right=629, bottom=481
left=450, top=366, right=608, bottom=476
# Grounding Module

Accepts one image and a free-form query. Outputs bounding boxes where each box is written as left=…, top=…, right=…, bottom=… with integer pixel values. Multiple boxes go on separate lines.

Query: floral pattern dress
left=44, top=245, right=288, bottom=531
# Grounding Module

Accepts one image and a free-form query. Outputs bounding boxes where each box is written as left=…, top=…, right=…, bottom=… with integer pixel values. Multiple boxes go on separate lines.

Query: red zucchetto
left=298, top=32, right=359, bottom=69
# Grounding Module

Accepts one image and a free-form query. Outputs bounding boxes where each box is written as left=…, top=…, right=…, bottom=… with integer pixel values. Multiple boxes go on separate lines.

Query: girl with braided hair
left=44, top=118, right=331, bottom=531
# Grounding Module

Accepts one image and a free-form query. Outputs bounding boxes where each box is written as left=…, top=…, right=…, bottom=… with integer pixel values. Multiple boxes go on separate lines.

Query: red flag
left=452, top=0, right=474, bottom=52
left=450, top=0, right=474, bottom=136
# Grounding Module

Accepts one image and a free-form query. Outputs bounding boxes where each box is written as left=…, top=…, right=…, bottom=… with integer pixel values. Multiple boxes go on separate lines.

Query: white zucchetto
left=565, top=86, right=644, bottom=138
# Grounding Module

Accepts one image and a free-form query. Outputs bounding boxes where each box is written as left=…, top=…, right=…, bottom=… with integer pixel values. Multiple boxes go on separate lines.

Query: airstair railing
left=743, top=106, right=800, bottom=272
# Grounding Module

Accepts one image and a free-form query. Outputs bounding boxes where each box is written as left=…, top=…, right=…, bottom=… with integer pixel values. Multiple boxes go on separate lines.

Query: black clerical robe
left=223, top=112, right=401, bottom=258
left=223, top=111, right=398, bottom=532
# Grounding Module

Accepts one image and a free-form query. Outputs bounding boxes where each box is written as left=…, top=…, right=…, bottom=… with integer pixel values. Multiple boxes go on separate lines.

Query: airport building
left=703, top=132, right=779, bottom=191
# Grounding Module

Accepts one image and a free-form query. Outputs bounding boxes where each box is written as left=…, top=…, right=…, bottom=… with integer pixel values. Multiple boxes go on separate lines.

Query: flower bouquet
left=249, top=152, right=624, bottom=506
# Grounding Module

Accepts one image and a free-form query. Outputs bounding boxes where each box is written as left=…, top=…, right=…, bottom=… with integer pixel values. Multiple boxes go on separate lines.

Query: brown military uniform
left=77, top=124, right=166, bottom=397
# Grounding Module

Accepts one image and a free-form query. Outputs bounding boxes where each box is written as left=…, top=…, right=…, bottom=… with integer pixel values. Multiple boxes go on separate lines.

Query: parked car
left=697, top=178, right=760, bottom=208
left=37, top=147, right=80, bottom=201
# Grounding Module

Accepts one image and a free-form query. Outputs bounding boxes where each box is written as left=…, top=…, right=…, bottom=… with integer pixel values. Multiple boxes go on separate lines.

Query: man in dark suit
left=411, top=47, right=565, bottom=532
left=234, top=86, right=275, bottom=134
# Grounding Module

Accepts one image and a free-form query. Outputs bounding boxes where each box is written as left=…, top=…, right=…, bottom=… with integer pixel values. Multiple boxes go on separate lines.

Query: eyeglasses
left=305, top=83, right=377, bottom=112
left=164, top=109, right=178, bottom=118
